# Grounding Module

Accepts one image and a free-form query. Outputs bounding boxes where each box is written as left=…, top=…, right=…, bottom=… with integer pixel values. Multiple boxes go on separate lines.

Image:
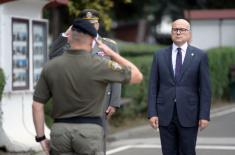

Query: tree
left=44, top=0, right=131, bottom=39
left=45, top=0, right=235, bottom=40
left=68, top=0, right=131, bottom=31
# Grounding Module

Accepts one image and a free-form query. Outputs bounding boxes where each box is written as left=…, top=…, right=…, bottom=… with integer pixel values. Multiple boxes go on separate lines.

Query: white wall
left=0, top=0, right=47, bottom=92
left=0, top=0, right=50, bottom=152
left=221, top=20, right=235, bottom=46
left=190, top=19, right=235, bottom=50
left=2, top=0, right=46, bottom=19
left=0, top=93, right=44, bottom=152
left=191, top=20, right=220, bottom=50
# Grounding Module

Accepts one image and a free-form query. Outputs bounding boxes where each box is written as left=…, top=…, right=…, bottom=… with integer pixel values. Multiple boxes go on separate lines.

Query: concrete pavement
left=1, top=103, right=235, bottom=155
left=106, top=103, right=235, bottom=155
left=107, top=103, right=235, bottom=141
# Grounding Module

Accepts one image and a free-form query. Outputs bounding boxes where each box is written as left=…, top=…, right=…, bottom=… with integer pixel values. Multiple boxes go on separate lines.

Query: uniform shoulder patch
left=107, top=60, right=122, bottom=71
left=103, top=38, right=117, bottom=45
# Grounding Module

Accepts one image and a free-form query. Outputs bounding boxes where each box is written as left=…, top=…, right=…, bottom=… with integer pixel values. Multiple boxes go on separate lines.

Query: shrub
left=207, top=47, right=235, bottom=100
left=118, top=41, right=164, bottom=56
left=44, top=44, right=235, bottom=127
left=0, top=68, right=5, bottom=100
left=113, top=46, right=235, bottom=123
left=111, top=54, right=154, bottom=123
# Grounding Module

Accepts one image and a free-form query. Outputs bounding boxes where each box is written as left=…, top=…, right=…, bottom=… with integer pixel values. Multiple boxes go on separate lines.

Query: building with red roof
left=185, top=9, right=235, bottom=49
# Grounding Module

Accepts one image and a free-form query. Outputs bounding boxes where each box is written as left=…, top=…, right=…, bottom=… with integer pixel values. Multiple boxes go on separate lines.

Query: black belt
left=54, top=116, right=103, bottom=127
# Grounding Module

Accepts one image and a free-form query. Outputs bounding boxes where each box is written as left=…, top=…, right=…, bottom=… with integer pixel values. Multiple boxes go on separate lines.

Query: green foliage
left=44, top=44, right=235, bottom=127
left=68, top=0, right=131, bottom=31
left=0, top=68, right=5, bottom=100
left=118, top=41, right=164, bottom=56
left=114, top=43, right=163, bottom=121
left=207, top=47, right=235, bottom=100
left=111, top=55, right=154, bottom=123
left=206, top=0, right=235, bottom=9
left=112, top=46, right=235, bottom=124
left=113, top=0, right=151, bottom=21
left=68, top=0, right=113, bottom=30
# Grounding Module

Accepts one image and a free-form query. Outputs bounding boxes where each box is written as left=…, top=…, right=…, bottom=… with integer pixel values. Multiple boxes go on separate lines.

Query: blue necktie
left=175, top=48, right=182, bottom=80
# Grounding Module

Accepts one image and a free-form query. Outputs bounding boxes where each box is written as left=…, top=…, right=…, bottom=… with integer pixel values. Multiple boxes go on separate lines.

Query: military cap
left=72, top=19, right=97, bottom=37
left=78, top=9, right=99, bottom=23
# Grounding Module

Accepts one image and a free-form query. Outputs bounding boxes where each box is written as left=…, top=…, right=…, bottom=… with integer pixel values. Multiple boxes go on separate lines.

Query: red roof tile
left=0, top=0, right=68, bottom=6
left=0, top=0, right=14, bottom=4
left=184, top=9, right=235, bottom=20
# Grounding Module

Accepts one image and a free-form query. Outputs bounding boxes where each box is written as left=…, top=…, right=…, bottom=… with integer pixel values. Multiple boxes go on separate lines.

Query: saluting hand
left=95, top=39, right=113, bottom=56
left=64, top=26, right=72, bottom=37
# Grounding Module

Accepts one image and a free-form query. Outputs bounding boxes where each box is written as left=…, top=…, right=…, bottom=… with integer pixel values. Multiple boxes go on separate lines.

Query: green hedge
left=121, top=46, right=235, bottom=102
left=118, top=41, right=164, bottom=56
left=111, top=46, right=235, bottom=123
left=110, top=55, right=153, bottom=125
left=45, top=45, right=235, bottom=126
left=208, top=47, right=235, bottom=100
left=0, top=68, right=5, bottom=100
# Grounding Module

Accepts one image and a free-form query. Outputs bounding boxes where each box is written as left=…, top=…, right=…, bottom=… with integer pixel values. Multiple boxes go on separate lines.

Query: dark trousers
left=102, top=116, right=107, bottom=155
left=159, top=106, right=198, bottom=155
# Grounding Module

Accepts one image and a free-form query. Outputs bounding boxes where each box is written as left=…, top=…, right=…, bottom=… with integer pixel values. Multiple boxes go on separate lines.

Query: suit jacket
left=147, top=45, right=211, bottom=127
left=49, top=34, right=122, bottom=109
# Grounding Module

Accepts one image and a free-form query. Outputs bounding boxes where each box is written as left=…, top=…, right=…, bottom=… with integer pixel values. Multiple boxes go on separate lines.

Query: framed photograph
left=12, top=18, right=29, bottom=90
left=32, top=20, right=47, bottom=87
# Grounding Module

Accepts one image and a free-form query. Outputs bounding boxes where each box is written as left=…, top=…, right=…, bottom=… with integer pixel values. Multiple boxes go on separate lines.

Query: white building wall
left=0, top=7, right=2, bottom=67
left=221, top=20, right=235, bottom=46
left=2, top=0, right=46, bottom=19
left=190, top=19, right=235, bottom=50
left=1, top=0, right=46, bottom=92
left=190, top=20, right=220, bottom=50
left=1, top=93, right=42, bottom=152
left=0, top=0, right=50, bottom=152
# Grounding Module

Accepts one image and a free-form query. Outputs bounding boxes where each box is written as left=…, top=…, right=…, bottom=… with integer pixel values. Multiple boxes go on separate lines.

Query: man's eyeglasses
left=172, top=28, right=189, bottom=34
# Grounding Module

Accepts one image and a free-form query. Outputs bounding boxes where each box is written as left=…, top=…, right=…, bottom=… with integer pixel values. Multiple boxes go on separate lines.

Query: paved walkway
left=106, top=103, right=235, bottom=155
left=107, top=103, right=235, bottom=142
left=1, top=103, right=235, bottom=155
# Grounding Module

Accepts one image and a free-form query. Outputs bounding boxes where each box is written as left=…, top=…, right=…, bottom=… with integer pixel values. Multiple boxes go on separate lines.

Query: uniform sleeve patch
left=107, top=60, right=123, bottom=71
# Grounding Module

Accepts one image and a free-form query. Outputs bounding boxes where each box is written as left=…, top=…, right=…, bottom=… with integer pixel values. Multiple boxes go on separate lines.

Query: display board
left=12, top=18, right=29, bottom=90
left=32, top=21, right=47, bottom=87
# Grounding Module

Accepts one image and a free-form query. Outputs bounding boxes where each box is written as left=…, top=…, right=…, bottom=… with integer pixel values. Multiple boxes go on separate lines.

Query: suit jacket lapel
left=166, top=46, right=175, bottom=81
left=178, top=45, right=194, bottom=81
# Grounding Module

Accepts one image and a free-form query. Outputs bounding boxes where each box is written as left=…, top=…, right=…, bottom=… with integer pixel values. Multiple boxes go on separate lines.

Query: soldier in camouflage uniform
left=33, top=19, right=143, bottom=155
left=49, top=9, right=121, bottom=120
left=49, top=9, right=122, bottom=153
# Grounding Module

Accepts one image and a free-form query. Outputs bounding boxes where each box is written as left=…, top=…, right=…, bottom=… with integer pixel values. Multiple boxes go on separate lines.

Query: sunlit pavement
left=1, top=104, right=234, bottom=155
left=107, top=104, right=235, bottom=155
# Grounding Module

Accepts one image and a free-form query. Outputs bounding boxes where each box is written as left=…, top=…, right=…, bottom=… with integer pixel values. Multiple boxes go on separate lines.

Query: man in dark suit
left=147, top=19, right=211, bottom=155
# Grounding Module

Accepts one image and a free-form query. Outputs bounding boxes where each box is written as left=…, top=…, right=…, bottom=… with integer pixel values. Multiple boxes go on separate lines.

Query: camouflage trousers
left=50, top=123, right=104, bottom=155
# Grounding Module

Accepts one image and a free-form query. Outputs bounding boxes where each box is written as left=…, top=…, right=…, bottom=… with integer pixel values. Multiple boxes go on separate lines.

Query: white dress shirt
left=172, top=42, right=188, bottom=75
